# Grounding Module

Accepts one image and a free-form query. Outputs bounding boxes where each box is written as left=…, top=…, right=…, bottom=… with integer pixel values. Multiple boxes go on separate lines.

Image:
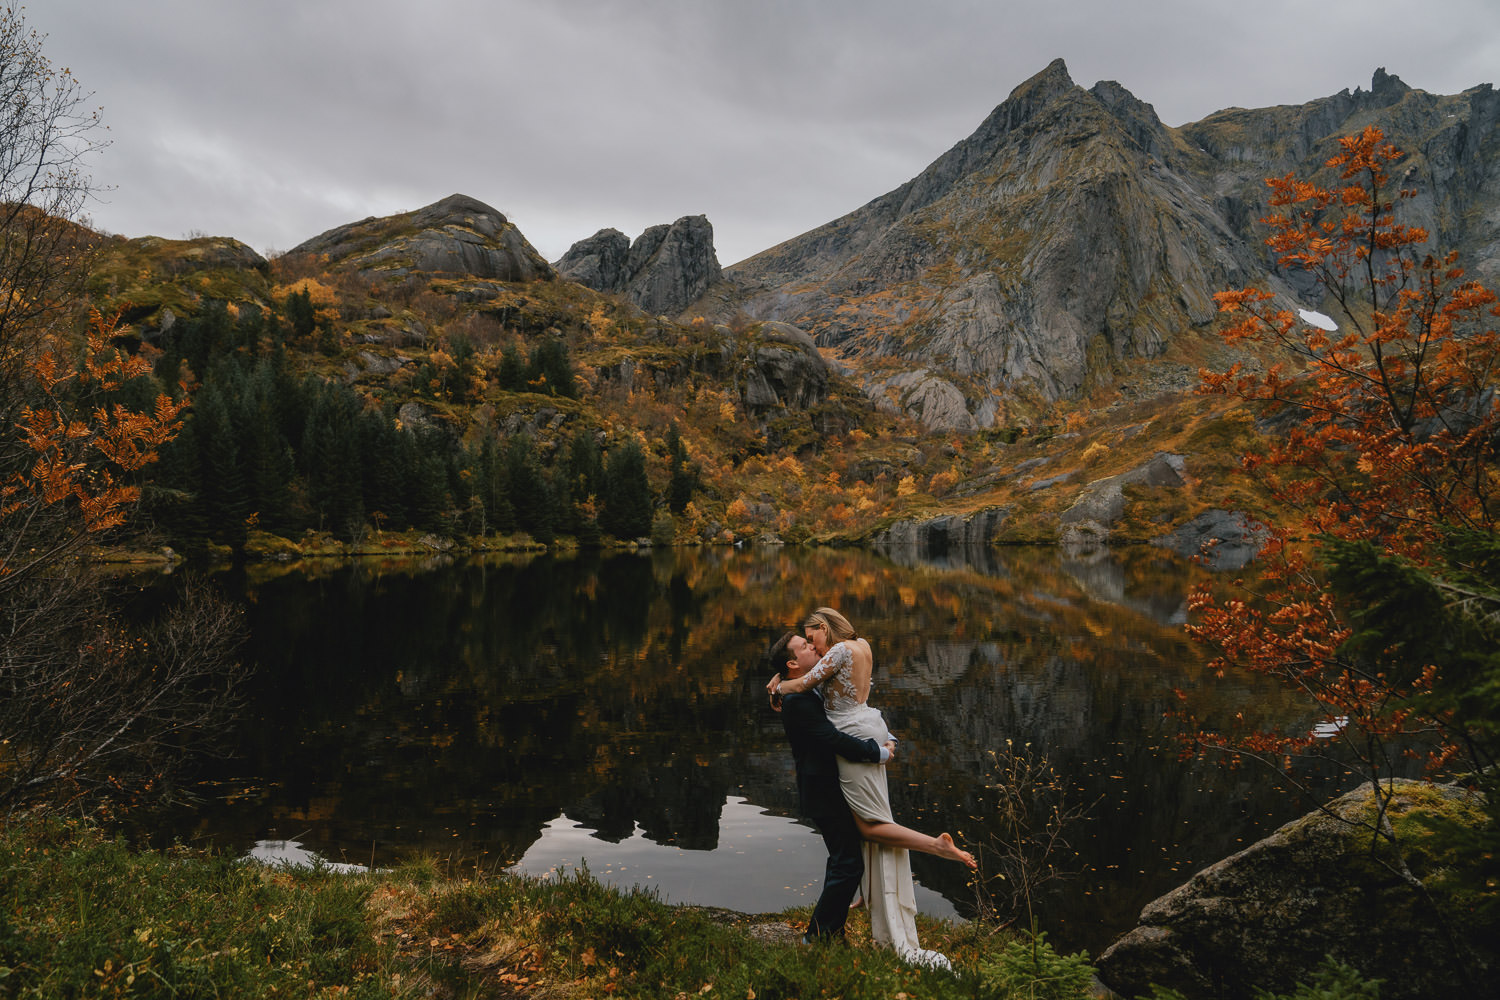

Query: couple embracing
left=767, top=608, right=975, bottom=970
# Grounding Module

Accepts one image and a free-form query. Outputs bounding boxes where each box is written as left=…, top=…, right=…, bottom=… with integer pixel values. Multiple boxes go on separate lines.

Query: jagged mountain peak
left=555, top=215, right=723, bottom=316
left=979, top=56, right=1081, bottom=132
left=716, top=64, right=1499, bottom=431
left=1369, top=67, right=1410, bottom=101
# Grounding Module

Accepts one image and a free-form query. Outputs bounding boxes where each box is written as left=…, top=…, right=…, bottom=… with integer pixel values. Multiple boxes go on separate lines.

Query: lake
left=154, top=542, right=1353, bottom=954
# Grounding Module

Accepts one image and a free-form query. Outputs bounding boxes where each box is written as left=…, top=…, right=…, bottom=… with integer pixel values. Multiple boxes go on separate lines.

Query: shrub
left=977, top=929, right=1095, bottom=1000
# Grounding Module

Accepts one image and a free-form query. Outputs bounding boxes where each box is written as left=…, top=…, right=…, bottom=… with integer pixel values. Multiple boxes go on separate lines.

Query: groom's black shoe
left=801, top=932, right=846, bottom=946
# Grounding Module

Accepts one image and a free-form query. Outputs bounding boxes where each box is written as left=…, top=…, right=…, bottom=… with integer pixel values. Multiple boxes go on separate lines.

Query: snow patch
left=1299, top=309, right=1338, bottom=331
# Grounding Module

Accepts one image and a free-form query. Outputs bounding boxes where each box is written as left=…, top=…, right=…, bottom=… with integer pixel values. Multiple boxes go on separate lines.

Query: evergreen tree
left=237, top=302, right=265, bottom=357
left=526, top=336, right=576, bottom=398
left=285, top=287, right=316, bottom=341
left=358, top=408, right=409, bottom=530
left=474, top=433, right=515, bottom=534
left=666, top=424, right=697, bottom=515
left=601, top=440, right=652, bottom=540
left=497, top=341, right=526, bottom=391
left=235, top=357, right=297, bottom=532
left=505, top=433, right=555, bottom=544
left=179, top=300, right=233, bottom=378
left=559, top=427, right=603, bottom=544
left=404, top=426, right=450, bottom=533
left=150, top=418, right=206, bottom=541
left=300, top=382, right=365, bottom=538
left=193, top=380, right=250, bottom=544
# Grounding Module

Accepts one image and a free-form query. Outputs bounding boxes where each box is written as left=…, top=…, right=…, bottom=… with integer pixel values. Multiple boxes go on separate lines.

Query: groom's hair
left=767, top=630, right=798, bottom=673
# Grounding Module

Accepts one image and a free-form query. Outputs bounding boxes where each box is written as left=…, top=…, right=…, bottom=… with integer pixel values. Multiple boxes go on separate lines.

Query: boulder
left=739, top=322, right=829, bottom=414
left=1058, top=452, right=1185, bottom=544
left=1096, top=780, right=1495, bottom=1000
left=866, top=370, right=981, bottom=432
left=1151, top=509, right=1272, bottom=570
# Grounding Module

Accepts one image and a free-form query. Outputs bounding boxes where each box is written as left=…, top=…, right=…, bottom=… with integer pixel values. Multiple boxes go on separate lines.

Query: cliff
left=713, top=61, right=1500, bottom=429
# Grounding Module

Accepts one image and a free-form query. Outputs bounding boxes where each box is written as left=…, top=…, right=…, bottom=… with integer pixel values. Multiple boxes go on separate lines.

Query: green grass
left=0, top=820, right=1085, bottom=1000
left=0, top=821, right=398, bottom=997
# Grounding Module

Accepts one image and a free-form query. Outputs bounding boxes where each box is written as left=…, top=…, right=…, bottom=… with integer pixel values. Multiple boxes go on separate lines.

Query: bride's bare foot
left=849, top=893, right=864, bottom=909
left=935, top=832, right=977, bottom=869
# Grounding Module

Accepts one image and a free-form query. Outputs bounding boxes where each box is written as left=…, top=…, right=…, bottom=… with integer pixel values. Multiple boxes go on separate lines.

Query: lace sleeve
left=801, top=641, right=852, bottom=690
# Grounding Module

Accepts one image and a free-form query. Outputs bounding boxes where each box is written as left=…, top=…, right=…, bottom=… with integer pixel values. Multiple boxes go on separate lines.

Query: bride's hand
left=882, top=740, right=897, bottom=761
left=765, top=672, right=781, bottom=696
left=766, top=673, right=783, bottom=712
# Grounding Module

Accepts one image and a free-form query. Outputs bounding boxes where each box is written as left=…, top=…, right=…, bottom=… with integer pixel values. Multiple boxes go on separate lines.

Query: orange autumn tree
left=0, top=308, right=187, bottom=593
left=1185, top=127, right=1500, bottom=834
left=0, top=7, right=246, bottom=812
left=0, top=309, right=251, bottom=813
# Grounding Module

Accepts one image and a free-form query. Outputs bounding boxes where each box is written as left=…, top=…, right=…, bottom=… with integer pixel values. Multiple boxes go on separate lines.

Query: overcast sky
left=26, top=0, right=1500, bottom=267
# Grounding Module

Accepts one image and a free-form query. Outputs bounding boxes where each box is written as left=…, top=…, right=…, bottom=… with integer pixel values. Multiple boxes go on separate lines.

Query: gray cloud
left=26, top=0, right=1500, bottom=266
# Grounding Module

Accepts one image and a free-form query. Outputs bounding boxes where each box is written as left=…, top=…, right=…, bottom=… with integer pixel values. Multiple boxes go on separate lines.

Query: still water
left=164, top=543, right=1348, bottom=954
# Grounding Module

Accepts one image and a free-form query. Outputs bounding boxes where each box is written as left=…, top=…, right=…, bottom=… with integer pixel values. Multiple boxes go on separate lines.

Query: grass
left=0, top=820, right=1092, bottom=1000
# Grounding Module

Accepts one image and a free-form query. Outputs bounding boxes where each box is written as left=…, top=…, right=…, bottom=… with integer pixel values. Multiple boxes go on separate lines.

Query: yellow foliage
left=718, top=400, right=736, bottom=423
left=726, top=497, right=750, bottom=523
left=1082, top=441, right=1110, bottom=466
left=273, top=277, right=339, bottom=308
left=897, top=475, right=917, bottom=497
left=929, top=469, right=960, bottom=495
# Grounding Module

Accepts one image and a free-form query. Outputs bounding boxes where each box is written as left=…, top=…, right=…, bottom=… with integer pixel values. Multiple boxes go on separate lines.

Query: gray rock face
left=1151, top=509, right=1272, bottom=570
left=1058, top=452, right=1186, bottom=546
left=553, top=228, right=630, bottom=291
left=291, top=194, right=554, bottom=282
left=721, top=60, right=1500, bottom=417
left=556, top=215, right=724, bottom=315
left=865, top=370, right=980, bottom=432
left=738, top=321, right=828, bottom=414
left=1096, top=780, right=1495, bottom=1000
left=870, top=506, right=1010, bottom=554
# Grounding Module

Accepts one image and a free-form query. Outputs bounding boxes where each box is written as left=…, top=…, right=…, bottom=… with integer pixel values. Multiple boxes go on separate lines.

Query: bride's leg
left=853, top=817, right=976, bottom=869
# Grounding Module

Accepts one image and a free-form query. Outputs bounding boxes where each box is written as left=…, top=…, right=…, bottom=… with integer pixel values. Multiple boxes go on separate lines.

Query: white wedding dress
left=800, top=642, right=951, bottom=970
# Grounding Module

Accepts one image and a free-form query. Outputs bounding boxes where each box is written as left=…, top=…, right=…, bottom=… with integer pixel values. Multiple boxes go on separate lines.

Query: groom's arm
left=781, top=694, right=884, bottom=764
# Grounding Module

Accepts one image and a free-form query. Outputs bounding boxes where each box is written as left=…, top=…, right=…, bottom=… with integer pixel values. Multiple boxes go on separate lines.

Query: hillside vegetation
left=78, top=212, right=1269, bottom=560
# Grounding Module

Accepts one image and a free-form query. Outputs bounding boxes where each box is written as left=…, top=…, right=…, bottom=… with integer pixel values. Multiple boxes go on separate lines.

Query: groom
left=767, top=630, right=892, bottom=942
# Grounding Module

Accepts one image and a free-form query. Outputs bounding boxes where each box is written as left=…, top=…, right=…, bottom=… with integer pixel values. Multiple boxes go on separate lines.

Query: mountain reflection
left=161, top=545, right=1351, bottom=953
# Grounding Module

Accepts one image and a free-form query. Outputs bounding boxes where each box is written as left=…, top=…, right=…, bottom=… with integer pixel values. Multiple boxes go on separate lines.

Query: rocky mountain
left=555, top=215, right=724, bottom=316
left=711, top=59, right=1500, bottom=430
left=290, top=193, right=555, bottom=282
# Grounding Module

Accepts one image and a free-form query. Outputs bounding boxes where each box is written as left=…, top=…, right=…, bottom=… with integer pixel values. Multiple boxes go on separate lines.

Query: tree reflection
left=162, top=545, right=1352, bottom=953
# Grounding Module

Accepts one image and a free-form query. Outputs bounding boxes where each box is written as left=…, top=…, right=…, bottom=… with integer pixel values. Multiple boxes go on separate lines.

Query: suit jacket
left=780, top=690, right=882, bottom=821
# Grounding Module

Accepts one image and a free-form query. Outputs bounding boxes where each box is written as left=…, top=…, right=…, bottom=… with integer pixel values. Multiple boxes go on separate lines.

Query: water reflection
left=160, top=544, right=1353, bottom=955
left=511, top=796, right=959, bottom=919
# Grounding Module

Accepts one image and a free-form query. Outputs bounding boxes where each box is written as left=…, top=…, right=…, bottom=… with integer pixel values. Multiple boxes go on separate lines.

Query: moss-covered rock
left=1095, top=779, right=1495, bottom=1000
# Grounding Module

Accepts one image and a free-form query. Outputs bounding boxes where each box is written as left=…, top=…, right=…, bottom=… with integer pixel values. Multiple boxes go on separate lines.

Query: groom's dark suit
left=780, top=689, right=883, bottom=940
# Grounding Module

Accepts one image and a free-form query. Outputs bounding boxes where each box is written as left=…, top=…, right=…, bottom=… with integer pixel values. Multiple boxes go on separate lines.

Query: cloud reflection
left=510, top=795, right=958, bottom=920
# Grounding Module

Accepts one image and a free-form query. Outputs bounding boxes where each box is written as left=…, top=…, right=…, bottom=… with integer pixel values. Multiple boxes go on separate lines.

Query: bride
left=768, top=607, right=974, bottom=968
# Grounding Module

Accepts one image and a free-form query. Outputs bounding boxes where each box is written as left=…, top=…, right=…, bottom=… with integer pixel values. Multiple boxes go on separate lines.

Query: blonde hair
left=803, top=607, right=857, bottom=643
